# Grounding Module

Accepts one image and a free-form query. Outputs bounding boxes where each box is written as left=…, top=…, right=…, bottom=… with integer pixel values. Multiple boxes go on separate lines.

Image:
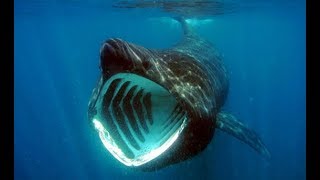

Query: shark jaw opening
left=91, top=73, right=188, bottom=167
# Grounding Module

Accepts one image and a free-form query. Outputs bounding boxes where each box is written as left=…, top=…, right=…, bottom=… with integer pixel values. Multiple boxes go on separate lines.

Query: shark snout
left=100, top=38, right=134, bottom=74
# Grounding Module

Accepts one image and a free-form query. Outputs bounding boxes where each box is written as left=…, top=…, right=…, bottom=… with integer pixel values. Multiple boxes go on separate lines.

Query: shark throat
left=91, top=73, right=188, bottom=166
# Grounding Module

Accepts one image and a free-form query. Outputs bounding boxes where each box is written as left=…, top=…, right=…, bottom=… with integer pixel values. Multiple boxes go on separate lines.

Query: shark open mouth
left=91, top=73, right=188, bottom=166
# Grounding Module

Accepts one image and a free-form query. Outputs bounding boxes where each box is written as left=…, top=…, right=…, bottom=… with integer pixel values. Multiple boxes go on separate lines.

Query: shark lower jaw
left=91, top=72, right=188, bottom=167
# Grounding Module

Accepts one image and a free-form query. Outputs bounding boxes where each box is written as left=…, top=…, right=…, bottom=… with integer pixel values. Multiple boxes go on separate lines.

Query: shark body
left=88, top=17, right=270, bottom=171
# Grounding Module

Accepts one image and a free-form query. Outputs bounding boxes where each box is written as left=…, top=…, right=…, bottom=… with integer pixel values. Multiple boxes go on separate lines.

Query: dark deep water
left=14, top=0, right=305, bottom=179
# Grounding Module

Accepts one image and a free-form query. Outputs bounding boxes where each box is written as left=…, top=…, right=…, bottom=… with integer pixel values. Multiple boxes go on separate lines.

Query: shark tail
left=216, top=112, right=271, bottom=159
left=172, top=16, right=194, bottom=36
left=147, top=16, right=213, bottom=37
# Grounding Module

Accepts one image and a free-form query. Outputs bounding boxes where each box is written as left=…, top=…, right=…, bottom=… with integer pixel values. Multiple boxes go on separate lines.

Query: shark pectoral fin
left=216, top=112, right=271, bottom=159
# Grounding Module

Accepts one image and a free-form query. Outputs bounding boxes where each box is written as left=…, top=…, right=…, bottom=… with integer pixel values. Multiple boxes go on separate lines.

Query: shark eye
left=142, top=61, right=150, bottom=69
left=90, top=73, right=188, bottom=166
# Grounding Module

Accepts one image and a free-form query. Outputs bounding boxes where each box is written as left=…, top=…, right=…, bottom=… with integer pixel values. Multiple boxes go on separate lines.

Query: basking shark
left=87, top=17, right=270, bottom=171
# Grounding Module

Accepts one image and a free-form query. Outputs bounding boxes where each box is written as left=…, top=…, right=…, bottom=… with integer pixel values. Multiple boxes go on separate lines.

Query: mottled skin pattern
left=88, top=18, right=269, bottom=171
left=98, top=34, right=228, bottom=120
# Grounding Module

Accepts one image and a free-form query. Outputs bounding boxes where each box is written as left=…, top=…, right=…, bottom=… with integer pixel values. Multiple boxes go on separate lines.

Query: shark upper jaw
left=90, top=72, right=189, bottom=167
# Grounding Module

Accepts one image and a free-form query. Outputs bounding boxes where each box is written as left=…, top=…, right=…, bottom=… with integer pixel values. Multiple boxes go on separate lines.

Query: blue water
left=14, top=0, right=306, bottom=179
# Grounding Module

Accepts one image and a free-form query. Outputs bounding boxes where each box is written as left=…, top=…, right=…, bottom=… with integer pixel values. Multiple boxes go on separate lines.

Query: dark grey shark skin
left=88, top=17, right=270, bottom=171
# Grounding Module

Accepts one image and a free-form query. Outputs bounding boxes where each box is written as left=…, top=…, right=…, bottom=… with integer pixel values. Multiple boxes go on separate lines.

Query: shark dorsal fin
left=173, top=16, right=196, bottom=37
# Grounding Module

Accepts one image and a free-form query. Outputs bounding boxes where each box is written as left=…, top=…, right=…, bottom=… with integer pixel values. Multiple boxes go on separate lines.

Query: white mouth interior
left=92, top=73, right=188, bottom=166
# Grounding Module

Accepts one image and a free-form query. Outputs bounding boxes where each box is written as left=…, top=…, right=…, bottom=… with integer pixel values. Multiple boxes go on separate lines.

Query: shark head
left=88, top=38, right=218, bottom=170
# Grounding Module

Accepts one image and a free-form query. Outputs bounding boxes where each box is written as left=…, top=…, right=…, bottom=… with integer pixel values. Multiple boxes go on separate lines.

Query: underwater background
left=14, top=0, right=305, bottom=179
